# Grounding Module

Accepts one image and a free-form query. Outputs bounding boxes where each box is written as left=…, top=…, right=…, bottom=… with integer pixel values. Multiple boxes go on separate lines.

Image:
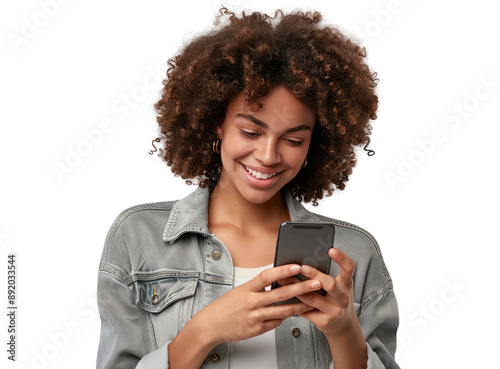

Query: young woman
left=96, top=7, right=400, bottom=369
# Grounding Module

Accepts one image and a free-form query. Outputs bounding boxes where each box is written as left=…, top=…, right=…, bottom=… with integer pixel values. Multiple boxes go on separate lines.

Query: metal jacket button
left=212, top=250, right=221, bottom=260
left=292, top=328, right=301, bottom=337
left=211, top=353, right=220, bottom=362
left=151, top=285, right=159, bottom=305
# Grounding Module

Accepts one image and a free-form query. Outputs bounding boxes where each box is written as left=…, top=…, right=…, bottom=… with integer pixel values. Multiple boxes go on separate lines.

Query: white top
left=228, top=263, right=277, bottom=369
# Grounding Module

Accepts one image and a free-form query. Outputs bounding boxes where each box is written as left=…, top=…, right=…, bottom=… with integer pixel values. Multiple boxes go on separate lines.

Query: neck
left=208, top=173, right=291, bottom=233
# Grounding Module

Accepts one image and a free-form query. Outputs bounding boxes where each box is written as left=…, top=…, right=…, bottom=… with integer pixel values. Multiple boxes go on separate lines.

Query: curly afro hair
left=151, top=6, right=379, bottom=205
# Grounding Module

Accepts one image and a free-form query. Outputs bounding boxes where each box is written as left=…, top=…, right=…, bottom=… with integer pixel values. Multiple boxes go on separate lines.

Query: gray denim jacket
left=96, top=185, right=400, bottom=369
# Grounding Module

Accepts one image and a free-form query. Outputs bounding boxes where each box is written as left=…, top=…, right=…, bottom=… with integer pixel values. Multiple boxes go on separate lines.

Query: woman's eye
left=287, top=139, right=304, bottom=147
left=240, top=130, right=260, bottom=138
left=240, top=130, right=303, bottom=146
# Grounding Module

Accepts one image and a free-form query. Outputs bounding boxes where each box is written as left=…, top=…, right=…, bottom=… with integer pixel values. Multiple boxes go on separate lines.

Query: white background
left=1, top=0, right=499, bottom=368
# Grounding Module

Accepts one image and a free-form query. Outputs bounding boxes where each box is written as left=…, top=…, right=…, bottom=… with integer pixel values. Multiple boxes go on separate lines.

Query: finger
left=249, top=264, right=302, bottom=292
left=259, top=319, right=285, bottom=333
left=299, top=264, right=339, bottom=295
left=294, top=291, right=341, bottom=313
left=276, top=276, right=301, bottom=286
left=260, top=302, right=314, bottom=321
left=328, top=248, right=355, bottom=286
left=265, top=278, right=323, bottom=305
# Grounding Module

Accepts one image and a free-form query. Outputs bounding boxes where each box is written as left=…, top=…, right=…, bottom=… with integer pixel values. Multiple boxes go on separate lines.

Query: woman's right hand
left=194, top=264, right=323, bottom=346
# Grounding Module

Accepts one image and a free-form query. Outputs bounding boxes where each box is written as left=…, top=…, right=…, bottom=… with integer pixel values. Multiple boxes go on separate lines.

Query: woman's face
left=215, top=85, right=316, bottom=205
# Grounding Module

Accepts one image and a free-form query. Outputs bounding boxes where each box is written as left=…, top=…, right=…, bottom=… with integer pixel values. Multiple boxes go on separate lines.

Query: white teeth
left=244, top=165, right=277, bottom=180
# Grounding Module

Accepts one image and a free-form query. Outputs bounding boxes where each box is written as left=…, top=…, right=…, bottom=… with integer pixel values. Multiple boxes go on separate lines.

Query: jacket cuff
left=136, top=341, right=171, bottom=369
left=366, top=341, right=385, bottom=368
left=366, top=341, right=400, bottom=369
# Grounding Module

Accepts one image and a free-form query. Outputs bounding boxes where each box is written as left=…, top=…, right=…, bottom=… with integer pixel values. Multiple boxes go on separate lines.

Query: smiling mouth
left=242, top=164, right=282, bottom=180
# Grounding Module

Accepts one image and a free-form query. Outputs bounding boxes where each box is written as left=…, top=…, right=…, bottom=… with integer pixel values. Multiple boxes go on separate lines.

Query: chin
left=237, top=186, right=279, bottom=205
left=242, top=192, right=274, bottom=205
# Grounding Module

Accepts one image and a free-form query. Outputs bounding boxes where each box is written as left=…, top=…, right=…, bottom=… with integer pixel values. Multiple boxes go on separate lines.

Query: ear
left=215, top=117, right=224, bottom=136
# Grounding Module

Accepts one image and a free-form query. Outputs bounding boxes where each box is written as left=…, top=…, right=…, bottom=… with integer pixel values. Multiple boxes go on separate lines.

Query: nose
left=254, top=137, right=281, bottom=166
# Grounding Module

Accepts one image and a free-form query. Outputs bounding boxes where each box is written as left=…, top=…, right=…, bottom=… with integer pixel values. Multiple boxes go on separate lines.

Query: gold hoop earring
left=301, top=158, right=308, bottom=169
left=212, top=136, right=221, bottom=153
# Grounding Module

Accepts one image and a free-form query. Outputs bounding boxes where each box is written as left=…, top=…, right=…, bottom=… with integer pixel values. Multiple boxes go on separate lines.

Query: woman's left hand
left=277, top=248, right=359, bottom=339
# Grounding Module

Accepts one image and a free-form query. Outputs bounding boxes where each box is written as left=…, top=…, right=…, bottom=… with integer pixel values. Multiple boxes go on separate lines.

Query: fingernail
left=310, top=280, right=321, bottom=289
left=301, top=265, right=311, bottom=274
left=290, top=265, right=300, bottom=273
left=330, top=248, right=339, bottom=257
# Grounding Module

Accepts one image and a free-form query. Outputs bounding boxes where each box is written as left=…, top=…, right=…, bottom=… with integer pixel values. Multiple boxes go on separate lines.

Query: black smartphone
left=271, top=221, right=335, bottom=305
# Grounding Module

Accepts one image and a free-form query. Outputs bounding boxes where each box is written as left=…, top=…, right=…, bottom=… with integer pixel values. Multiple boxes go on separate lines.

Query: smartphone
left=271, top=221, right=335, bottom=305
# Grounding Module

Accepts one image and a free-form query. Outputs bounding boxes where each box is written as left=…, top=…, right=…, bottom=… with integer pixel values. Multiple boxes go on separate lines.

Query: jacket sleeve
left=321, top=219, right=401, bottom=369
left=360, top=287, right=400, bottom=369
left=96, top=266, right=173, bottom=369
left=325, top=286, right=399, bottom=369
left=96, top=211, right=173, bottom=369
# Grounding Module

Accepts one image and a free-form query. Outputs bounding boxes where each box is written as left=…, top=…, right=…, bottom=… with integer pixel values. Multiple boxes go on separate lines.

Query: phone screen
left=271, top=222, right=335, bottom=305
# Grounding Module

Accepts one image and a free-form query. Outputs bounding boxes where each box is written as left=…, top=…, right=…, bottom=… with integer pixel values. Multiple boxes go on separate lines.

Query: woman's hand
left=277, top=248, right=367, bottom=368
left=169, top=264, right=320, bottom=369
left=194, top=264, right=321, bottom=346
left=277, top=248, right=360, bottom=338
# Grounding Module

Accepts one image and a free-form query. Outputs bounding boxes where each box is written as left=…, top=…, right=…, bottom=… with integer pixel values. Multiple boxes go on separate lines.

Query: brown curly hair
left=151, top=6, right=379, bottom=206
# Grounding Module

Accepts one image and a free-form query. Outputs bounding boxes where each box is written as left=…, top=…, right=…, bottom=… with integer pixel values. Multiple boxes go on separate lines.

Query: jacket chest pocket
left=134, top=276, right=198, bottom=346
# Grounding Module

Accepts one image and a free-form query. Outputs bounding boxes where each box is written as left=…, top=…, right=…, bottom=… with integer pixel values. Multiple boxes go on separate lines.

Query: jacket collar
left=163, top=185, right=320, bottom=245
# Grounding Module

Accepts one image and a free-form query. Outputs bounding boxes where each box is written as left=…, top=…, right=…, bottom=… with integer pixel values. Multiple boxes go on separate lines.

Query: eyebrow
left=236, top=113, right=312, bottom=133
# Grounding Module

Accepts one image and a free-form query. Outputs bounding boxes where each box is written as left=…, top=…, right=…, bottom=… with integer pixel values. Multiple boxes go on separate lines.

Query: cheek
left=222, top=136, right=255, bottom=159
left=285, top=147, right=308, bottom=166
